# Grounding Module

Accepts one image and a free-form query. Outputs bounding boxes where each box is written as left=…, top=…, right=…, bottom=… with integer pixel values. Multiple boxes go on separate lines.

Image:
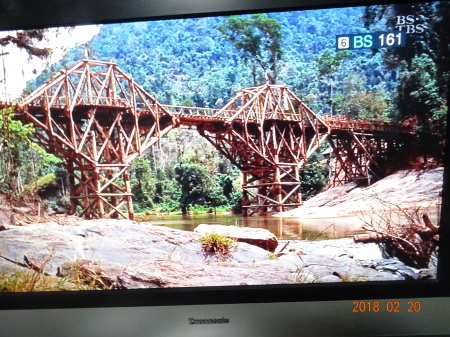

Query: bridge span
left=0, top=59, right=414, bottom=219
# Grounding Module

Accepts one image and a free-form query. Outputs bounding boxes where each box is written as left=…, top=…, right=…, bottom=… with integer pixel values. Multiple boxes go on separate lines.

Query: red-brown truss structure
left=195, top=84, right=329, bottom=215
left=324, top=118, right=412, bottom=187
left=16, top=59, right=175, bottom=219
left=3, top=59, right=413, bottom=219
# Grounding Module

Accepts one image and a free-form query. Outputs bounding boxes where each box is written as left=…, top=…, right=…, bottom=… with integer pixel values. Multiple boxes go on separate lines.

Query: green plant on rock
left=267, top=252, right=278, bottom=260
left=62, top=261, right=114, bottom=290
left=0, top=268, right=103, bottom=292
left=199, top=232, right=235, bottom=261
left=0, top=249, right=101, bottom=292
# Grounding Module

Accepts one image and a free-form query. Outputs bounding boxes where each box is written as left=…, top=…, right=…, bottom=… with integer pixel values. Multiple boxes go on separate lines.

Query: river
left=138, top=213, right=367, bottom=240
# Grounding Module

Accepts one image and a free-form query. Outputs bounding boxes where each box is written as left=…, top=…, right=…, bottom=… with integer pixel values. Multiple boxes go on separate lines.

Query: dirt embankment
left=277, top=168, right=443, bottom=221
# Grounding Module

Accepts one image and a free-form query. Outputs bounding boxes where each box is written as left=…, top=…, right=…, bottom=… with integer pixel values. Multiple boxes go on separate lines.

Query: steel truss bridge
left=0, top=59, right=414, bottom=219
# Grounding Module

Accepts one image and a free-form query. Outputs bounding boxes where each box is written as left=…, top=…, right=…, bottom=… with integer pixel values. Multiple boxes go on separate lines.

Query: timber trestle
left=2, top=59, right=414, bottom=218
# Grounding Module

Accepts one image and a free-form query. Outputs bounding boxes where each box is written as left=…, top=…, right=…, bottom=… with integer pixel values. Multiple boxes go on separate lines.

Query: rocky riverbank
left=0, top=219, right=436, bottom=290
left=276, top=168, right=443, bottom=220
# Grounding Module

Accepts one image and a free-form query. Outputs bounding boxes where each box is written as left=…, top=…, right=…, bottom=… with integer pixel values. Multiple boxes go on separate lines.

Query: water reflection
left=139, top=213, right=367, bottom=240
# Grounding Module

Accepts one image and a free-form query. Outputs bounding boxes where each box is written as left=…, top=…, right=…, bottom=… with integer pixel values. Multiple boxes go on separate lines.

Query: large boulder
left=0, top=226, right=85, bottom=274
left=194, top=224, right=278, bottom=252
left=0, top=219, right=433, bottom=287
left=0, top=220, right=270, bottom=277
left=0, top=205, right=13, bottom=230
left=58, top=259, right=293, bottom=288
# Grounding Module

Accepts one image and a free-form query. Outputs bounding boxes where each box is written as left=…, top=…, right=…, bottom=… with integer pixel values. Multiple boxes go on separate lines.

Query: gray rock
left=58, top=258, right=295, bottom=289
left=0, top=205, right=13, bottom=229
left=0, top=226, right=85, bottom=274
left=316, top=275, right=343, bottom=283
left=0, top=219, right=432, bottom=287
left=118, top=260, right=293, bottom=288
left=0, top=259, right=29, bottom=275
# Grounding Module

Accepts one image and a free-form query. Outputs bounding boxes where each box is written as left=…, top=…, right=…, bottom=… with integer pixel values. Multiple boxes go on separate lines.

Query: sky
left=0, top=25, right=101, bottom=101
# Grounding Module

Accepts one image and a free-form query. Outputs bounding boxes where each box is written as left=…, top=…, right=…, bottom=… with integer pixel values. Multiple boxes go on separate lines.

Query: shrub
left=0, top=250, right=99, bottom=292
left=199, top=232, right=235, bottom=261
left=0, top=267, right=102, bottom=292
left=359, top=199, right=439, bottom=268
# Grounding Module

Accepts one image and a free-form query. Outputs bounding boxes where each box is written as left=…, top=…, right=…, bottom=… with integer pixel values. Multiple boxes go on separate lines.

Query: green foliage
left=315, top=50, right=353, bottom=78
left=267, top=252, right=278, bottom=260
left=217, top=14, right=283, bottom=84
left=396, top=54, right=445, bottom=124
left=333, top=86, right=389, bottom=120
left=300, top=152, right=328, bottom=200
left=127, top=128, right=242, bottom=214
left=30, top=143, right=62, bottom=168
left=0, top=108, right=34, bottom=147
left=174, top=162, right=211, bottom=213
left=199, top=232, right=235, bottom=260
left=24, top=173, right=56, bottom=191
left=0, top=270, right=59, bottom=292
left=130, top=157, right=157, bottom=211
left=0, top=108, right=34, bottom=194
left=181, top=98, right=195, bottom=107
left=0, top=108, right=65, bottom=197
left=363, top=3, right=448, bottom=160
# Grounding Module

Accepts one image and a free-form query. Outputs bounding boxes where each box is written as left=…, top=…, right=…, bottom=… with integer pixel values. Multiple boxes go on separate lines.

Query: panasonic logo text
left=188, top=318, right=230, bottom=325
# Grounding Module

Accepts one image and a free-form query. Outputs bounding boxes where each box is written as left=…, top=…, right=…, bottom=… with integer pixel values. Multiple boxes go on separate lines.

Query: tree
left=300, top=152, right=328, bottom=200
left=217, top=14, right=282, bottom=84
left=0, top=29, right=60, bottom=196
left=0, top=108, right=33, bottom=194
left=130, top=157, right=156, bottom=211
left=0, top=30, right=52, bottom=58
left=332, top=72, right=389, bottom=120
left=363, top=3, right=449, bottom=160
left=315, top=50, right=353, bottom=115
left=0, top=108, right=60, bottom=195
left=174, top=162, right=209, bottom=214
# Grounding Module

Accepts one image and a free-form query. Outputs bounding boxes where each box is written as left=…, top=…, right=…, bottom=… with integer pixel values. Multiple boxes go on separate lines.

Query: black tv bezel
left=0, top=0, right=449, bottom=310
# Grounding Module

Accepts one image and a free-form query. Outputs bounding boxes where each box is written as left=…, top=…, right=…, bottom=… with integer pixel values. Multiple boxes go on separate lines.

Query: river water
left=139, top=213, right=368, bottom=240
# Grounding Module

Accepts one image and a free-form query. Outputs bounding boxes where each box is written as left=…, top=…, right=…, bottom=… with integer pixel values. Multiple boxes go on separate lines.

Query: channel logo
left=337, top=37, right=350, bottom=49
left=336, top=32, right=406, bottom=50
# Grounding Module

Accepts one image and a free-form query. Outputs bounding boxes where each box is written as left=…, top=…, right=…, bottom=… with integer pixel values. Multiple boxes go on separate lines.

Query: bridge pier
left=66, top=160, right=134, bottom=220
left=326, top=129, right=413, bottom=187
left=240, top=168, right=303, bottom=216
left=197, top=84, right=328, bottom=216
left=15, top=59, right=173, bottom=220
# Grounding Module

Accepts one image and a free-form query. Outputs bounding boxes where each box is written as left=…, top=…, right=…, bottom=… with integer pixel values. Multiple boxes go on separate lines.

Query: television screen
left=0, top=0, right=449, bottom=334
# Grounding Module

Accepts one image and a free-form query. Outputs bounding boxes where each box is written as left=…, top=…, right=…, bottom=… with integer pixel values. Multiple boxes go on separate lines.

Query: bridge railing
left=162, top=104, right=235, bottom=118
left=22, top=96, right=133, bottom=109
left=162, top=105, right=219, bottom=116
left=323, top=116, right=414, bottom=133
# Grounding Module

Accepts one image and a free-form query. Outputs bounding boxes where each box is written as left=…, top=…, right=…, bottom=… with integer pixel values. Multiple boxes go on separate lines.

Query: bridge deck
left=1, top=101, right=413, bottom=134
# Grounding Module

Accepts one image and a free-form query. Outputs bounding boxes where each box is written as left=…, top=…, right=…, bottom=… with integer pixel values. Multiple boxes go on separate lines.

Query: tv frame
left=0, top=0, right=449, bottom=313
